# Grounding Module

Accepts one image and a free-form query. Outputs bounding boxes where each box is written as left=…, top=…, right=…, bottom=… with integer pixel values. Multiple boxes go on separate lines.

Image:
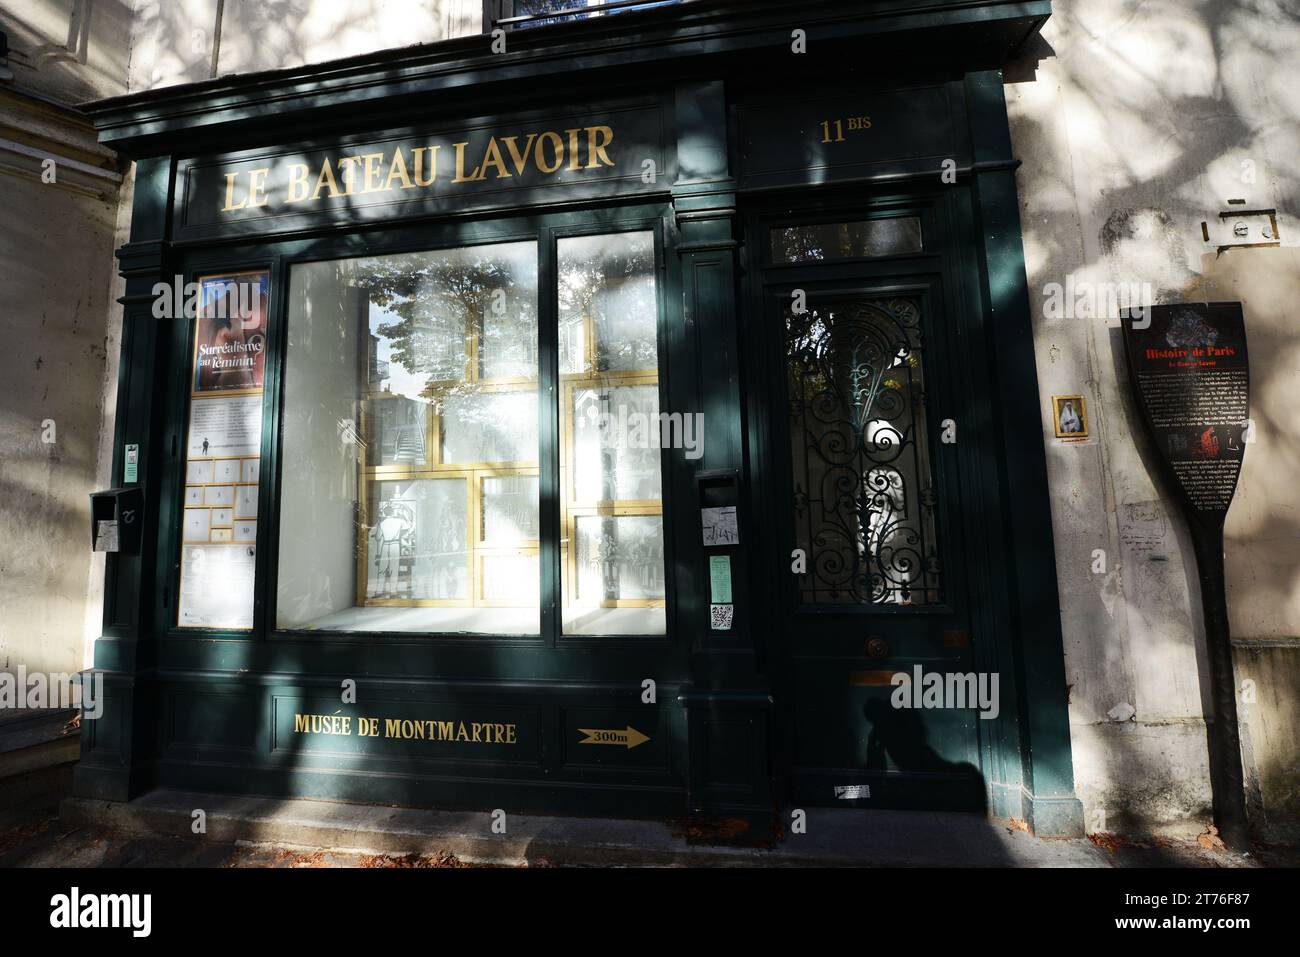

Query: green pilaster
left=671, top=80, right=774, bottom=831
left=964, top=70, right=1082, bottom=837
left=75, top=155, right=174, bottom=801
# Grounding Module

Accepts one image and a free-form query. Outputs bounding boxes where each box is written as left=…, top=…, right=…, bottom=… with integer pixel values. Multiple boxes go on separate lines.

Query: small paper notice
left=95, top=520, right=119, bottom=553
left=701, top=506, right=739, bottom=546
left=834, top=785, right=870, bottom=800
left=709, top=603, right=734, bottom=631
left=178, top=543, right=257, bottom=629
left=708, top=554, right=733, bottom=603
left=187, top=393, right=263, bottom=459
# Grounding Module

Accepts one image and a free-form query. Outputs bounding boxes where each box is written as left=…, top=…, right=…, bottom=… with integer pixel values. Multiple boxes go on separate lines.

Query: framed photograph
left=366, top=395, right=429, bottom=467
left=1052, top=394, right=1089, bottom=439
left=479, top=473, right=539, bottom=544
left=570, top=512, right=666, bottom=605
left=364, top=477, right=469, bottom=602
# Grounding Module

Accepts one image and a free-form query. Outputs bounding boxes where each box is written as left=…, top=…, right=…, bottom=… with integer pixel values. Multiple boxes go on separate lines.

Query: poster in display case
left=177, top=270, right=269, bottom=630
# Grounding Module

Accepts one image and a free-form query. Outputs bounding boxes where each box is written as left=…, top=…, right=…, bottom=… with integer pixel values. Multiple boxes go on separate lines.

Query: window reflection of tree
left=559, top=240, right=656, bottom=375
left=771, top=219, right=921, bottom=265
left=352, top=244, right=539, bottom=609
left=558, top=233, right=666, bottom=622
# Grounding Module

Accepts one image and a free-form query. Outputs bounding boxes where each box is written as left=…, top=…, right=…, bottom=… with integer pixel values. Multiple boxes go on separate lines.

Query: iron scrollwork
left=787, top=296, right=941, bottom=605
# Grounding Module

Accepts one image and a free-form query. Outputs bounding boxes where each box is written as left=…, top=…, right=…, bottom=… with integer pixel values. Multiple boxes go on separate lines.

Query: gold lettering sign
left=219, top=124, right=618, bottom=214
left=292, top=712, right=518, bottom=744
left=818, top=114, right=872, bottom=144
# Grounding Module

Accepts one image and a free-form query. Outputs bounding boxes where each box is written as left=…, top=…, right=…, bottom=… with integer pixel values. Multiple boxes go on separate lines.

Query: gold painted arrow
left=577, top=726, right=650, bottom=749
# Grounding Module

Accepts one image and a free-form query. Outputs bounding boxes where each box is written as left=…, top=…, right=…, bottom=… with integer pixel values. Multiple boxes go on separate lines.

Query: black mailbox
left=696, top=468, right=742, bottom=546
left=90, top=487, right=144, bottom=554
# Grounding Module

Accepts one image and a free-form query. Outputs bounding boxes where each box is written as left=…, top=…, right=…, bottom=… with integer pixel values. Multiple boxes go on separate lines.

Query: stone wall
left=1007, top=0, right=1299, bottom=836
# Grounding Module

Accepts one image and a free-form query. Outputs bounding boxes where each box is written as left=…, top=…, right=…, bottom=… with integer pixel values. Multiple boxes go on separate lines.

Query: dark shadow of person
left=864, top=698, right=987, bottom=812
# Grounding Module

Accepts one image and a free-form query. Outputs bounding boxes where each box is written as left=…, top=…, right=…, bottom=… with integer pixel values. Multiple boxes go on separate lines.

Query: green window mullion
left=538, top=227, right=562, bottom=644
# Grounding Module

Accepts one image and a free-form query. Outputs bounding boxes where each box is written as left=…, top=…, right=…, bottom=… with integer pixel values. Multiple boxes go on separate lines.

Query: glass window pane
left=571, top=384, right=662, bottom=502
left=367, top=397, right=428, bottom=466
left=441, top=391, right=537, bottom=464
left=559, top=234, right=658, bottom=373
left=771, top=217, right=922, bottom=264
left=481, top=474, right=540, bottom=543
left=558, top=231, right=666, bottom=635
left=481, top=554, right=540, bottom=602
left=573, top=515, right=665, bottom=601
left=277, top=241, right=539, bottom=635
left=513, top=0, right=679, bottom=28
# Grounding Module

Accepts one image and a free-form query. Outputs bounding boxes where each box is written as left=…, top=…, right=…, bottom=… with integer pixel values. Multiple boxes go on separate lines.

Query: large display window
left=557, top=231, right=665, bottom=635
left=273, top=226, right=667, bottom=636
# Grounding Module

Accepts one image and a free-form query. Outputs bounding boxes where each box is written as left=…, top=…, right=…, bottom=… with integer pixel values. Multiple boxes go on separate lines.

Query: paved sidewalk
left=35, top=787, right=1287, bottom=868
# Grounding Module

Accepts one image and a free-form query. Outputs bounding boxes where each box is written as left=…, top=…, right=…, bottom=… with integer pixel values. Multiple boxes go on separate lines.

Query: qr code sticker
left=709, top=603, right=734, bottom=631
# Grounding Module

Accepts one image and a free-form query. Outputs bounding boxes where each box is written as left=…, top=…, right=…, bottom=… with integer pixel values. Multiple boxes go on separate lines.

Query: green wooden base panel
left=793, top=769, right=989, bottom=813
left=153, top=762, right=688, bottom=820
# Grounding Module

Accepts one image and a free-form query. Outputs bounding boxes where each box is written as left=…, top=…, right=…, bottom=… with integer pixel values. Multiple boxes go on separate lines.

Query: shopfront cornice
left=81, top=0, right=1050, bottom=158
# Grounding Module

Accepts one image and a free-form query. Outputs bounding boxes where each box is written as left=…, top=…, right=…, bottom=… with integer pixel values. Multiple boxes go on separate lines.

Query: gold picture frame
left=1051, top=394, right=1089, bottom=439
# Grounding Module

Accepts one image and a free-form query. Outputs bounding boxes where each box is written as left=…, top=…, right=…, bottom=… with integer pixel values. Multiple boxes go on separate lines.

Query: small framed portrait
left=1052, top=395, right=1089, bottom=439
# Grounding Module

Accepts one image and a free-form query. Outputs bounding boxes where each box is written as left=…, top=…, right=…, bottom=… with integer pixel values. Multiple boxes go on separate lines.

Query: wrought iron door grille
left=786, top=295, right=942, bottom=606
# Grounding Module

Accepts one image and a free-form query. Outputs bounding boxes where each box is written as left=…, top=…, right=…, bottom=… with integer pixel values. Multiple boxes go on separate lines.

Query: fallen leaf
left=1197, top=823, right=1226, bottom=850
left=1088, top=832, right=1124, bottom=853
left=358, top=851, right=472, bottom=868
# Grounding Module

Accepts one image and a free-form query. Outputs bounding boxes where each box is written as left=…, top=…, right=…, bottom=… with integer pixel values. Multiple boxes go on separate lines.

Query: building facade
left=2, top=0, right=1296, bottom=843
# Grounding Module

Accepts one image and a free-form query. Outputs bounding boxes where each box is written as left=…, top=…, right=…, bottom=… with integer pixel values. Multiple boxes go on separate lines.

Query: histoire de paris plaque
left=1123, top=302, right=1249, bottom=516
left=1122, top=301, right=1250, bottom=846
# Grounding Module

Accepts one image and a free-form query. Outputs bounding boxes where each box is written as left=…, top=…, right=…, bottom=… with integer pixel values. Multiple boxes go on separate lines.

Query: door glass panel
left=786, top=295, right=941, bottom=605
left=511, top=0, right=680, bottom=28
left=558, top=231, right=666, bottom=635
left=771, top=217, right=921, bottom=264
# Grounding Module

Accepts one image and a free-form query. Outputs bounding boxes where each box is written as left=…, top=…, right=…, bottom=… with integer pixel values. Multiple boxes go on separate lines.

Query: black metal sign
left=1123, top=302, right=1249, bottom=521
left=1122, top=301, right=1250, bottom=846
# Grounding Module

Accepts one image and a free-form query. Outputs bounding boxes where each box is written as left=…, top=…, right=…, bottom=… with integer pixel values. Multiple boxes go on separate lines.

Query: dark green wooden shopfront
left=76, top=0, right=1085, bottom=838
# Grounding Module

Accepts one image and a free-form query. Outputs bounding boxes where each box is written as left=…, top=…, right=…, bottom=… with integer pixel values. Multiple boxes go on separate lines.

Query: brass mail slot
left=848, top=670, right=898, bottom=687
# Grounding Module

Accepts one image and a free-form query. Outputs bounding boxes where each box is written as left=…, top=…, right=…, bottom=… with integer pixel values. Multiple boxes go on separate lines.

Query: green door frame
left=962, top=71, right=1082, bottom=835
left=742, top=203, right=987, bottom=810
